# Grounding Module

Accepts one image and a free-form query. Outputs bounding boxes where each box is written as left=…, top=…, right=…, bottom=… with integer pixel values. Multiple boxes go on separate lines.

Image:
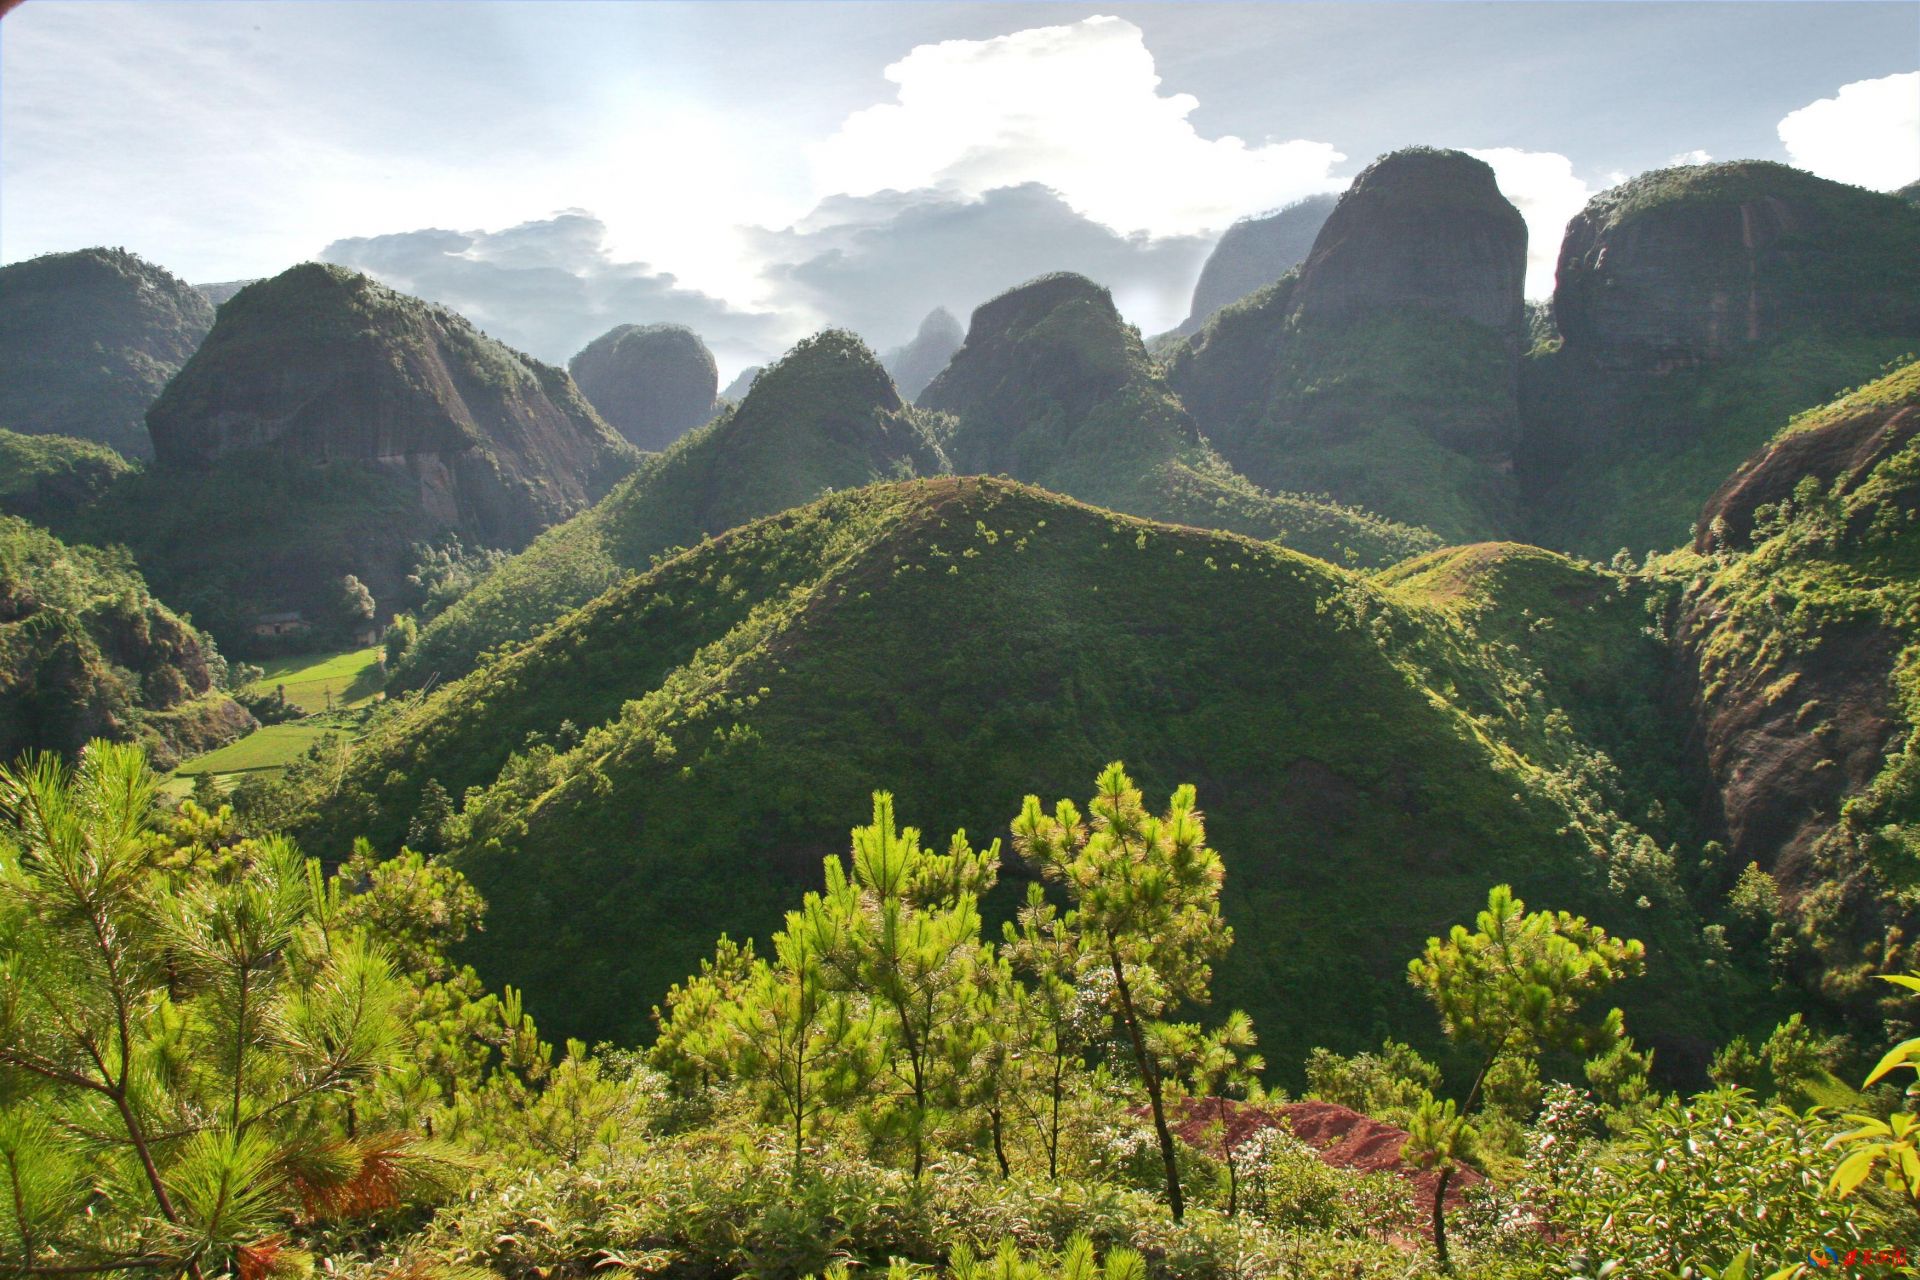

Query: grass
left=171, top=721, right=340, bottom=777
left=249, top=646, right=386, bottom=712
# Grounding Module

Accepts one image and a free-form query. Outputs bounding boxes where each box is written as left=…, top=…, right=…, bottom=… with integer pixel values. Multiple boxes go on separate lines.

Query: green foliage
left=1408, top=884, right=1646, bottom=1112
left=804, top=793, right=1002, bottom=1178
left=394, top=330, right=949, bottom=687
left=1169, top=286, right=1520, bottom=542
left=927, top=272, right=1442, bottom=569
left=1665, top=361, right=1920, bottom=1018
left=1555, top=1089, right=1864, bottom=1277
left=0, top=429, right=134, bottom=523
left=1304, top=1040, right=1441, bottom=1124
left=1523, top=331, right=1920, bottom=559
left=332, top=574, right=376, bottom=634
left=272, top=477, right=1721, bottom=1070
left=406, top=537, right=509, bottom=623
left=55, top=448, right=444, bottom=649
left=0, top=743, right=434, bottom=1278
left=1014, top=763, right=1234, bottom=1221
left=1708, top=1014, right=1837, bottom=1107
left=0, top=514, right=243, bottom=767
left=1401, top=1093, right=1476, bottom=1271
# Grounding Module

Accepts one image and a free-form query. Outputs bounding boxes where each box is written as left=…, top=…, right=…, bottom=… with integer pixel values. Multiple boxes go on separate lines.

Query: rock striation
left=569, top=323, right=720, bottom=451
left=1554, top=162, right=1920, bottom=374
left=0, top=248, right=214, bottom=458
left=880, top=307, right=964, bottom=402
left=148, top=263, right=637, bottom=549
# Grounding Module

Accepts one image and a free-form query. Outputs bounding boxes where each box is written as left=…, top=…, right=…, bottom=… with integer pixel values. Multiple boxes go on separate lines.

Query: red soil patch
left=1169, top=1097, right=1484, bottom=1211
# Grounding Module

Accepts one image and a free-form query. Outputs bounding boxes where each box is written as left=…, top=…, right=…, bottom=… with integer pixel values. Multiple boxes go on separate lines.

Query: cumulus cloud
left=811, top=15, right=1346, bottom=240
left=319, top=212, right=788, bottom=372
left=752, top=183, right=1213, bottom=345
left=1667, top=149, right=1713, bottom=166
left=1466, top=148, right=1603, bottom=299
left=1778, top=72, right=1920, bottom=191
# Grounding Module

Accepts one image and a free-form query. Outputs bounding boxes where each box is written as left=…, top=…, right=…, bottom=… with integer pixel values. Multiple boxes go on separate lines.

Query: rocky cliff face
left=1165, top=149, right=1527, bottom=540
left=1671, top=362, right=1920, bottom=1013
left=1554, top=162, right=1920, bottom=374
left=880, top=307, right=964, bottom=402
left=922, top=273, right=1159, bottom=479
left=148, top=264, right=637, bottom=549
left=0, top=248, right=214, bottom=459
left=1292, top=149, right=1526, bottom=342
left=1518, top=162, right=1920, bottom=557
left=1172, top=195, right=1337, bottom=337
left=569, top=323, right=720, bottom=451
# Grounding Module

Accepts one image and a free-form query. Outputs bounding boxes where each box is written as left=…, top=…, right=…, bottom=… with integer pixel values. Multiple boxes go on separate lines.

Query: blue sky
left=3, top=2, right=1915, bottom=371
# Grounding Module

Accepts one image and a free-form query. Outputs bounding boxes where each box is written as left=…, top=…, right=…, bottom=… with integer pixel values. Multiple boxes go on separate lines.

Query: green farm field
left=248, top=645, right=385, bottom=712
left=172, top=720, right=342, bottom=778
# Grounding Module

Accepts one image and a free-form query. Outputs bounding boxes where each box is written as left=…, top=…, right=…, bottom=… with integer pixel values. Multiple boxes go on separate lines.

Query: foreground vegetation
left=3, top=744, right=1908, bottom=1280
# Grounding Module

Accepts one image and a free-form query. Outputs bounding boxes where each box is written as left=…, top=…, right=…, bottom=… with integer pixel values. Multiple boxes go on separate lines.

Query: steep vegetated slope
left=286, top=477, right=1718, bottom=1075
left=882, top=307, right=966, bottom=402
left=1665, top=360, right=1920, bottom=1020
left=1167, top=149, right=1528, bottom=542
left=0, top=430, right=134, bottom=525
left=0, top=516, right=252, bottom=766
left=74, top=264, right=639, bottom=646
left=393, top=331, right=950, bottom=685
left=920, top=272, right=1440, bottom=566
left=1521, top=162, right=1920, bottom=556
left=1162, top=195, right=1338, bottom=342
left=569, top=323, right=720, bottom=451
left=0, top=248, right=214, bottom=459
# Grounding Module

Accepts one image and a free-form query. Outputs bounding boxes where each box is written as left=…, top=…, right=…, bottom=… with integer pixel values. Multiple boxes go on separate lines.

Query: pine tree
left=1403, top=1092, right=1475, bottom=1271
left=801, top=794, right=999, bottom=1180
left=1156, top=1009, right=1263, bottom=1216
left=1011, top=762, right=1233, bottom=1223
left=716, top=922, right=873, bottom=1180
left=0, top=743, right=415, bottom=1279
left=1407, top=884, right=1645, bottom=1114
left=1003, top=882, right=1096, bottom=1181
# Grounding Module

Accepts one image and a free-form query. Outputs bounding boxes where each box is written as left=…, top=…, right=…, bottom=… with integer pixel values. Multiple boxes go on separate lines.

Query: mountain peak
left=569, top=323, right=719, bottom=451
left=0, top=246, right=214, bottom=459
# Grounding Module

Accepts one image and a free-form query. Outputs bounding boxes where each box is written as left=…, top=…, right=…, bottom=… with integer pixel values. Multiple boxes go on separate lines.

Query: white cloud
left=1466, top=148, right=1605, bottom=299
left=320, top=213, right=789, bottom=375
left=1667, top=149, right=1713, bottom=166
left=1778, top=72, right=1920, bottom=191
left=810, top=15, right=1346, bottom=240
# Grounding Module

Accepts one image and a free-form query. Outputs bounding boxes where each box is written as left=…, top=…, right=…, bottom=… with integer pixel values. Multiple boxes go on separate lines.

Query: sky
left=2, top=1, right=1916, bottom=376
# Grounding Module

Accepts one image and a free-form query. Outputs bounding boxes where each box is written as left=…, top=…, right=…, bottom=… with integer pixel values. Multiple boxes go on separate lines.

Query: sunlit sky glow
left=3, top=2, right=1915, bottom=374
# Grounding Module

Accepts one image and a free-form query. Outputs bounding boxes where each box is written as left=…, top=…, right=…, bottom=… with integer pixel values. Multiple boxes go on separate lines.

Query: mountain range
left=4, top=146, right=1918, bottom=1080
